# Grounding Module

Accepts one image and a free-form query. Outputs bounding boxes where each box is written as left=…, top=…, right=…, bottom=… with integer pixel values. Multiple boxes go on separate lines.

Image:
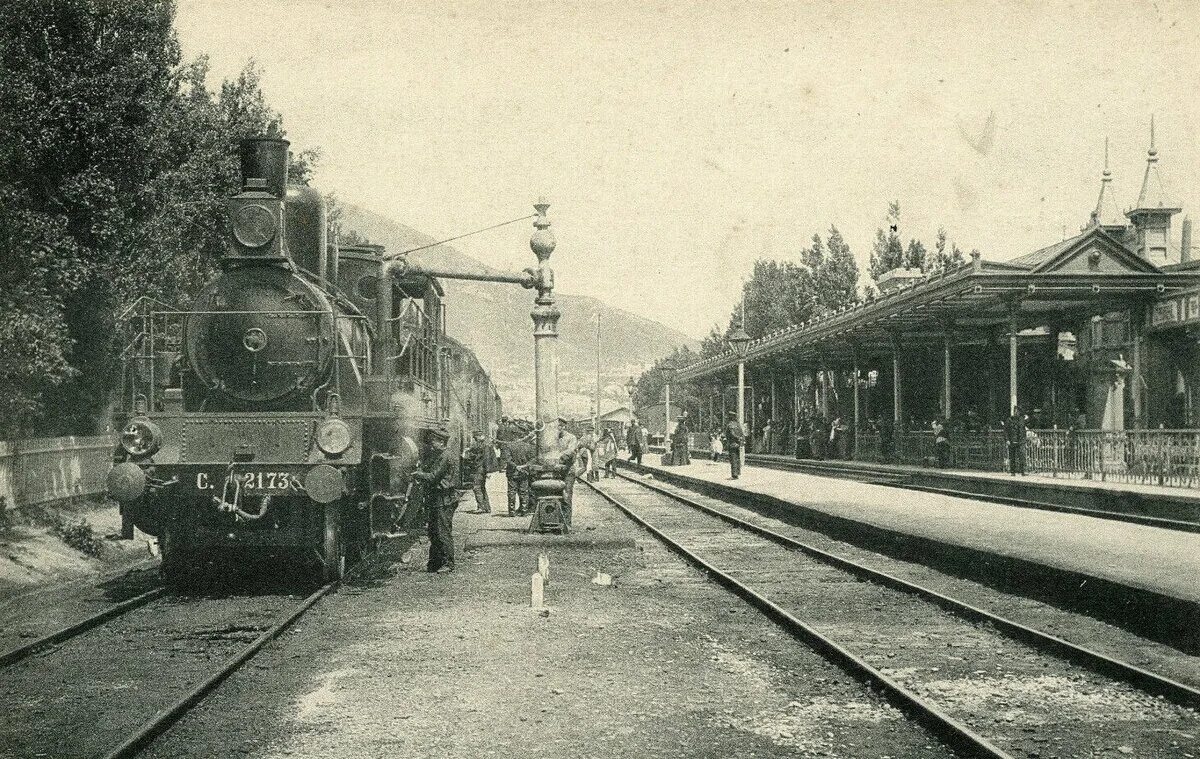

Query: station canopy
left=679, top=225, right=1200, bottom=381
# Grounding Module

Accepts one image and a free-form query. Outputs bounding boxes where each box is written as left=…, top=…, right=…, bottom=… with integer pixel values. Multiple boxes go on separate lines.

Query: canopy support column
left=942, top=330, right=952, bottom=419
left=1008, top=308, right=1019, bottom=415
left=852, top=349, right=861, bottom=459
left=1131, top=305, right=1145, bottom=427
left=891, top=334, right=903, bottom=427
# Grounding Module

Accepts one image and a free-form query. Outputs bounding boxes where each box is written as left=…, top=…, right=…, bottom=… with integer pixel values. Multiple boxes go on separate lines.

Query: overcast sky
left=176, top=0, right=1200, bottom=339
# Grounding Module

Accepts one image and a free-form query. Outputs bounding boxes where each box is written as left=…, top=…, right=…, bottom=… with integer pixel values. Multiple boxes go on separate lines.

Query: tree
left=699, top=324, right=728, bottom=358
left=813, top=226, right=858, bottom=314
left=928, top=227, right=967, bottom=273
left=0, top=0, right=313, bottom=436
left=733, top=258, right=815, bottom=340
left=868, top=201, right=904, bottom=281
left=903, top=239, right=928, bottom=271
left=631, top=346, right=699, bottom=418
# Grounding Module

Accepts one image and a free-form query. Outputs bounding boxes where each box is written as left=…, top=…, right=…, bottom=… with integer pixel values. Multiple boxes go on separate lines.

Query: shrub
left=55, top=518, right=104, bottom=557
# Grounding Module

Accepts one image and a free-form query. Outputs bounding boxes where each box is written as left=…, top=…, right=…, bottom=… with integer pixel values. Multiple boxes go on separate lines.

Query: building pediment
left=1030, top=228, right=1160, bottom=275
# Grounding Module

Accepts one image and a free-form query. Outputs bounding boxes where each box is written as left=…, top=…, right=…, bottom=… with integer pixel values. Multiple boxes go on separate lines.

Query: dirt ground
left=140, top=474, right=958, bottom=759
left=0, top=499, right=153, bottom=605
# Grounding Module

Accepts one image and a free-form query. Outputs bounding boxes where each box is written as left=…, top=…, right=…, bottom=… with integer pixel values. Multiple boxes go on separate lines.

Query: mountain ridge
left=337, top=204, right=697, bottom=417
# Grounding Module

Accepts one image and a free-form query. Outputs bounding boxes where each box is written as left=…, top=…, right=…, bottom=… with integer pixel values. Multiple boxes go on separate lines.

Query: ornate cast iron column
left=529, top=199, right=561, bottom=463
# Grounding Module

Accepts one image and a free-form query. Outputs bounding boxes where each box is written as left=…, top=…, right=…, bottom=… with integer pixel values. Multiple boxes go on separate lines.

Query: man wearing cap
left=723, top=411, right=746, bottom=480
left=461, top=430, right=493, bottom=514
left=413, top=427, right=459, bottom=573
left=503, top=432, right=535, bottom=516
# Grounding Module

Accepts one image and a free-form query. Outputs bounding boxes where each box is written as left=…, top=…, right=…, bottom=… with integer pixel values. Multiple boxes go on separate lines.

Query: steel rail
left=739, top=453, right=1200, bottom=534
left=612, top=470, right=1200, bottom=710
left=583, top=478, right=1014, bottom=759
left=99, top=570, right=353, bottom=759
left=0, top=587, right=168, bottom=669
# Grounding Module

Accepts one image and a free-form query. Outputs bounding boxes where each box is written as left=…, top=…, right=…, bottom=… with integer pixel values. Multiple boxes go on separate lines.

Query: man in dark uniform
left=672, top=414, right=691, bottom=465
left=723, top=411, right=745, bottom=479
left=413, top=427, right=458, bottom=573
left=461, top=430, right=492, bottom=514
left=1003, top=407, right=1027, bottom=476
left=504, top=433, right=535, bottom=516
left=626, top=418, right=643, bottom=464
left=558, top=442, right=579, bottom=527
left=809, top=413, right=828, bottom=460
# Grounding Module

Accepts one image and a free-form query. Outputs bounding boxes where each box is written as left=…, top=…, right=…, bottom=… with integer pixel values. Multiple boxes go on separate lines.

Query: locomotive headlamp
left=120, top=418, right=162, bottom=458
left=316, top=418, right=352, bottom=456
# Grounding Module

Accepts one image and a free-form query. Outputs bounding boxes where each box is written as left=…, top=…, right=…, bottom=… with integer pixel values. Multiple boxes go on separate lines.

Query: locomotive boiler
left=106, top=137, right=501, bottom=584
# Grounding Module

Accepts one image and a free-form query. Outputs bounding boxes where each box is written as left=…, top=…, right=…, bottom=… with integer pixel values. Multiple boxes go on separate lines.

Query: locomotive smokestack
left=239, top=137, right=290, bottom=197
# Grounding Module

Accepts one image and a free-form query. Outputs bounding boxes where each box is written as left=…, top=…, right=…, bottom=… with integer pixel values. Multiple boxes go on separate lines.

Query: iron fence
left=685, top=424, right=1200, bottom=489
left=852, top=428, right=1200, bottom=488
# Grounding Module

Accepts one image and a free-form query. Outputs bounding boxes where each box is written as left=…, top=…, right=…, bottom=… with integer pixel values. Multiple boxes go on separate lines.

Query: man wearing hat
left=413, top=426, right=459, bottom=573
left=503, top=430, right=535, bottom=516
left=461, top=430, right=493, bottom=514
left=671, top=414, right=692, bottom=465
left=723, top=411, right=746, bottom=480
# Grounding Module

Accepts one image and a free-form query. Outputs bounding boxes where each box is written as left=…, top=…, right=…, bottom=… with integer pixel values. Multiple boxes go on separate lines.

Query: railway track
left=0, top=569, right=350, bottom=759
left=587, top=471, right=1200, bottom=759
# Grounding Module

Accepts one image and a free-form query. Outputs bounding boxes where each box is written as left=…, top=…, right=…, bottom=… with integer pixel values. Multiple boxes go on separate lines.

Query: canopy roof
left=679, top=227, right=1199, bottom=381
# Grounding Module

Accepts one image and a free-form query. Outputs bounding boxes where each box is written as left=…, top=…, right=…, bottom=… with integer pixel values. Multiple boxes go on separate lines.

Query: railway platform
left=739, top=451, right=1200, bottom=529
left=628, top=454, right=1200, bottom=652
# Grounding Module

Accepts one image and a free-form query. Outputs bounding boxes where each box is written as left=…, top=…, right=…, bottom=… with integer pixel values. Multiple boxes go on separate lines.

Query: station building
left=677, top=129, right=1200, bottom=483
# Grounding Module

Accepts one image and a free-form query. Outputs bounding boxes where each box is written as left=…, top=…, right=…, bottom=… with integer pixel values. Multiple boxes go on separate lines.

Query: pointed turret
left=1088, top=137, right=1126, bottom=235
left=1126, top=116, right=1181, bottom=262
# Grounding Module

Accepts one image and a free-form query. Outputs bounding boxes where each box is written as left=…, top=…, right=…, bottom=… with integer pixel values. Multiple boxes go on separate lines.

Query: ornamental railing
left=856, top=428, right=1200, bottom=488
left=689, top=427, right=1200, bottom=489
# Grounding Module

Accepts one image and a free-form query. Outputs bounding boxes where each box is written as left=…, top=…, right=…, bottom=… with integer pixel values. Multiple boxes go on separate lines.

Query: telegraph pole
left=594, top=313, right=601, bottom=435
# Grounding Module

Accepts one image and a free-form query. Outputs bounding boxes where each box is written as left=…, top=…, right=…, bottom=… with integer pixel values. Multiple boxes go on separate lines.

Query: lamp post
left=661, top=360, right=676, bottom=457
left=728, top=325, right=751, bottom=469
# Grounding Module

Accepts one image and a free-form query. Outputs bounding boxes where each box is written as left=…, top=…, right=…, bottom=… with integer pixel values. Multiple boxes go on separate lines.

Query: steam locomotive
left=106, top=137, right=501, bottom=584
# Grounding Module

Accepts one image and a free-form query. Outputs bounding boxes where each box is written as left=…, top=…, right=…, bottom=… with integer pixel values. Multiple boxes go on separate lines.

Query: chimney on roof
left=1126, top=116, right=1181, bottom=261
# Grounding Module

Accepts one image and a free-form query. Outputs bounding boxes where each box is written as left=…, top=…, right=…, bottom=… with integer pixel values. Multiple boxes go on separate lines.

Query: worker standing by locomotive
left=462, top=430, right=493, bottom=514
left=504, top=432, right=535, bottom=516
left=557, top=438, right=582, bottom=528
left=413, top=427, right=458, bottom=573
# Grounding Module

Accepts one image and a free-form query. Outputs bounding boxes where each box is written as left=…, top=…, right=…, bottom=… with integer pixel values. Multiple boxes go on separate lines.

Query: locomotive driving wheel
left=319, top=502, right=346, bottom=583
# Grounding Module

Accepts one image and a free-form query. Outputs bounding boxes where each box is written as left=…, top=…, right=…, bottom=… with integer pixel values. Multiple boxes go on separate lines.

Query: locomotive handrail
left=117, top=295, right=178, bottom=321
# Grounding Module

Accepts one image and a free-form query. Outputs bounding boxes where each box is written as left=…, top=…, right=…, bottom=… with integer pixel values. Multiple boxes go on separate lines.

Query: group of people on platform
left=645, top=403, right=1043, bottom=480
left=409, top=417, right=625, bottom=574
left=410, top=400, right=1046, bottom=571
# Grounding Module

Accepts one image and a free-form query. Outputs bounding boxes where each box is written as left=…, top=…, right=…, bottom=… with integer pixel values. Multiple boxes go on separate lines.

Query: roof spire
left=1126, top=115, right=1181, bottom=261
left=1089, top=136, right=1122, bottom=228
left=1131, top=115, right=1176, bottom=211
